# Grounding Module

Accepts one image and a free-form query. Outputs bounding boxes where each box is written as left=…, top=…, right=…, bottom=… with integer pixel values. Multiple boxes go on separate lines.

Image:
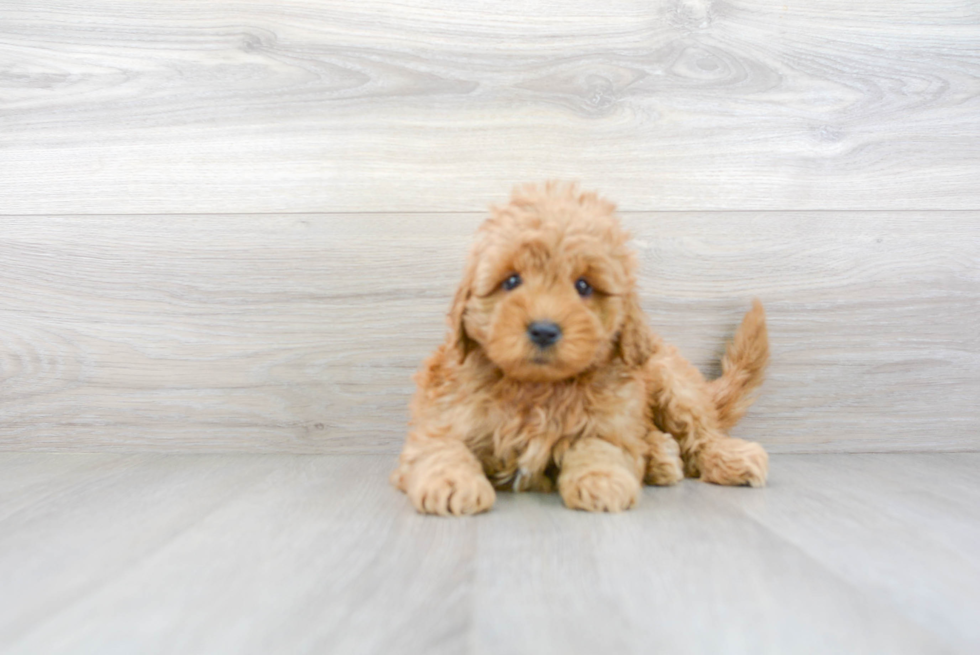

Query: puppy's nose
left=527, top=321, right=562, bottom=348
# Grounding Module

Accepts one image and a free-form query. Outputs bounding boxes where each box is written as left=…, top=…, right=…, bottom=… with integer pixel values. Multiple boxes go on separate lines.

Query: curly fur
left=392, top=182, right=769, bottom=515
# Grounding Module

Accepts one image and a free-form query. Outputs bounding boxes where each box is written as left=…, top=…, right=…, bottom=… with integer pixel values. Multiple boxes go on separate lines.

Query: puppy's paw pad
left=409, top=471, right=496, bottom=516
left=699, top=438, right=769, bottom=487
left=561, top=468, right=640, bottom=513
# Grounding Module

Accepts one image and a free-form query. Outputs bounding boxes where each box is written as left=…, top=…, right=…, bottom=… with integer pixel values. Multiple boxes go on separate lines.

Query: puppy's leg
left=642, top=428, right=684, bottom=486
left=391, top=433, right=495, bottom=516
left=649, top=347, right=768, bottom=487
left=558, top=438, right=643, bottom=512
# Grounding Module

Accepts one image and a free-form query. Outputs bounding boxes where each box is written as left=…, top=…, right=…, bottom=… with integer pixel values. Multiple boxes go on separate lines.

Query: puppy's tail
left=709, top=300, right=769, bottom=431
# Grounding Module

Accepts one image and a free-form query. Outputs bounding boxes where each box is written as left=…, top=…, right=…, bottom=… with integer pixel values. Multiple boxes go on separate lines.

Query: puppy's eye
left=575, top=278, right=593, bottom=297
left=502, top=273, right=522, bottom=291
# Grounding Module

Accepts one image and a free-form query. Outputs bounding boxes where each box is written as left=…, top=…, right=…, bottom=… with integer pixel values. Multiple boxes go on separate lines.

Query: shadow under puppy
left=392, top=182, right=769, bottom=515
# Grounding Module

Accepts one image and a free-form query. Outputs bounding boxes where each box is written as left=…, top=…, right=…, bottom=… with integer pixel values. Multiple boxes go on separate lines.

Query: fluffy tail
left=709, top=300, right=769, bottom=431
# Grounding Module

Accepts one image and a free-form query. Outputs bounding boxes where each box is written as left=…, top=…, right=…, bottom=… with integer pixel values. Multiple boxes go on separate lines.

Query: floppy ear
left=447, top=257, right=477, bottom=363
left=616, top=291, right=654, bottom=367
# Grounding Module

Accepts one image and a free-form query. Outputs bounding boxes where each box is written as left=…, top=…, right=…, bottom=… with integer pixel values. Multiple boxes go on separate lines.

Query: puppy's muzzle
left=527, top=321, right=562, bottom=349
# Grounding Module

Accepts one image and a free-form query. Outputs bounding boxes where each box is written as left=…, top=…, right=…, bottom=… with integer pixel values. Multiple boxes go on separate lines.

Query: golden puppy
left=392, top=182, right=769, bottom=515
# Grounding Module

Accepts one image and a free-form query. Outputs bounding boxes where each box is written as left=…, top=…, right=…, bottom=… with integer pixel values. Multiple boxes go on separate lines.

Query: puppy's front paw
left=645, top=454, right=684, bottom=486
left=698, top=438, right=769, bottom=487
left=407, top=468, right=496, bottom=516
left=560, top=466, right=641, bottom=513
left=644, top=432, right=684, bottom=486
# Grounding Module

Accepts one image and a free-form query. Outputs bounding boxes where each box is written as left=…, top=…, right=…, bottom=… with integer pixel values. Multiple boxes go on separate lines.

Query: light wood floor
left=1, top=453, right=978, bottom=654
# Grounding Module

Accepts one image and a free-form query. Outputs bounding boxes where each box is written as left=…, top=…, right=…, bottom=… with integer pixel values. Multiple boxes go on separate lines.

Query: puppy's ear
left=616, top=291, right=654, bottom=367
left=447, top=258, right=477, bottom=363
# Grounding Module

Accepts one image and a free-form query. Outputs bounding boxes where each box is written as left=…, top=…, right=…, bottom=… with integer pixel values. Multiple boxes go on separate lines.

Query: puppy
left=392, top=182, right=769, bottom=515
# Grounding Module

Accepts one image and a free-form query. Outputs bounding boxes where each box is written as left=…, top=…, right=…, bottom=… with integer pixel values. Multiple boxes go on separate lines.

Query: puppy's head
left=449, top=182, right=652, bottom=382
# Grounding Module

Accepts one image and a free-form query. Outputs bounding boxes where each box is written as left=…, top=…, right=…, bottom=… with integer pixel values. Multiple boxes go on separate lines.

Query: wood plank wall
left=1, top=1, right=978, bottom=453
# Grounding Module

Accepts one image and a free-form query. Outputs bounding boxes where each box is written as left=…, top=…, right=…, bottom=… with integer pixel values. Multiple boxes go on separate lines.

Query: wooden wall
left=1, top=1, right=978, bottom=453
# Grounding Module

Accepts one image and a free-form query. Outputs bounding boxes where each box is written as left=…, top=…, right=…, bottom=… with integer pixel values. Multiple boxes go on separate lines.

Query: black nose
left=527, top=321, right=562, bottom=348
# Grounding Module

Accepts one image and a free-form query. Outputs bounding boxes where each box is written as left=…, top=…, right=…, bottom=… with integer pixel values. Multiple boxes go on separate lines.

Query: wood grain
left=0, top=213, right=976, bottom=454
left=706, top=453, right=980, bottom=652
left=2, top=1, right=979, bottom=213
left=472, top=469, right=956, bottom=655
left=0, top=455, right=476, bottom=654
left=1, top=453, right=977, bottom=653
